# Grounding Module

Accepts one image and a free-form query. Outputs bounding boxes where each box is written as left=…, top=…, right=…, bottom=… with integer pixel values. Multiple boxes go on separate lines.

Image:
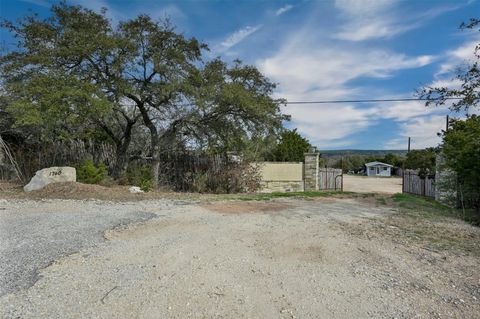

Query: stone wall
left=259, top=181, right=304, bottom=193
left=255, top=162, right=304, bottom=193
left=254, top=152, right=322, bottom=193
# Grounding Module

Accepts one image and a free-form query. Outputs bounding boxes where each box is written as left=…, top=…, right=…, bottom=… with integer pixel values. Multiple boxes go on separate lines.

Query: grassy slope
left=378, top=193, right=480, bottom=255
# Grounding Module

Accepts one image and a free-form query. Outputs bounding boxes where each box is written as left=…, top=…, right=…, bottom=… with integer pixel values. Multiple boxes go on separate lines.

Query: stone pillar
left=304, top=153, right=319, bottom=191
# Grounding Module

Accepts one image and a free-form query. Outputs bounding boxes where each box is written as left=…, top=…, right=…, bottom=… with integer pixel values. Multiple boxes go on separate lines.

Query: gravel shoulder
left=0, top=199, right=176, bottom=296
left=1, top=196, right=479, bottom=318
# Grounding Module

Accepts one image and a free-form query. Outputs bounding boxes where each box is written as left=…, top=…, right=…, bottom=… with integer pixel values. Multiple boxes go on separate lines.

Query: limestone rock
left=129, top=186, right=144, bottom=194
left=24, top=167, right=76, bottom=192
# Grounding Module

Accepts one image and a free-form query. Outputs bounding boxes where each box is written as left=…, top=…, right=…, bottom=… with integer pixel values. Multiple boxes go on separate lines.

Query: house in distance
left=365, top=161, right=393, bottom=177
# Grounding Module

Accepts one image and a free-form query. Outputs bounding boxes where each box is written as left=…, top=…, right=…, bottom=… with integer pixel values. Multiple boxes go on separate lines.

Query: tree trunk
left=150, top=140, right=162, bottom=188
left=111, top=120, right=134, bottom=180
left=112, top=145, right=128, bottom=179
left=131, top=98, right=161, bottom=189
left=151, top=156, right=160, bottom=189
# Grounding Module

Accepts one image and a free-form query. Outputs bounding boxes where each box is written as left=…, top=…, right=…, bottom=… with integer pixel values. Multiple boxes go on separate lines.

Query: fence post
left=341, top=170, right=343, bottom=192
left=422, top=178, right=426, bottom=197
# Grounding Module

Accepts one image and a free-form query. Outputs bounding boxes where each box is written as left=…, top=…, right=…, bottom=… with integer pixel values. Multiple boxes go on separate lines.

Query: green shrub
left=192, top=172, right=209, bottom=193
left=76, top=159, right=108, bottom=184
left=127, top=163, right=153, bottom=192
left=139, top=179, right=153, bottom=192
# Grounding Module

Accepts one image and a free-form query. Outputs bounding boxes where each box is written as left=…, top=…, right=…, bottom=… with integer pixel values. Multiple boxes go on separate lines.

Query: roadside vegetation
left=329, top=192, right=480, bottom=256
left=385, top=194, right=480, bottom=255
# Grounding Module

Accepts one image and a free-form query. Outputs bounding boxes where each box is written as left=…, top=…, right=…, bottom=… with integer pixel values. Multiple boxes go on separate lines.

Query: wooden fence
left=156, top=153, right=229, bottom=192
left=318, top=168, right=343, bottom=191
left=2, top=139, right=117, bottom=180
left=402, top=170, right=435, bottom=198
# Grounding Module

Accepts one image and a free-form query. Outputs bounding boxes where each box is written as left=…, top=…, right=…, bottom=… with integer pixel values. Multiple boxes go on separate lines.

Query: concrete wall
left=255, top=162, right=304, bottom=193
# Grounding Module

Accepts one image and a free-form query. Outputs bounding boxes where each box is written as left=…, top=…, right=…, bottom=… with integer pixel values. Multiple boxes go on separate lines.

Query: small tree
left=441, top=115, right=480, bottom=211
left=404, top=149, right=436, bottom=177
left=269, top=129, right=312, bottom=162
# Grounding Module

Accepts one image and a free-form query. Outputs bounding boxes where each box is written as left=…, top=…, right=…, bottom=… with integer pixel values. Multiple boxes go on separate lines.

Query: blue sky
left=1, top=0, right=479, bottom=150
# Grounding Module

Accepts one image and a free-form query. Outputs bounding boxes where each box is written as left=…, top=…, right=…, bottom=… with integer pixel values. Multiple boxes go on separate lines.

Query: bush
left=139, top=179, right=153, bottom=192
left=191, top=161, right=261, bottom=194
left=192, top=172, right=209, bottom=193
left=76, top=159, right=108, bottom=184
left=126, top=163, right=153, bottom=192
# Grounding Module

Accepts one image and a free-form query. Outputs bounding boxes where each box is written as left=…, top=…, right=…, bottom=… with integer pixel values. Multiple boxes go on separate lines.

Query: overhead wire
left=280, top=97, right=462, bottom=104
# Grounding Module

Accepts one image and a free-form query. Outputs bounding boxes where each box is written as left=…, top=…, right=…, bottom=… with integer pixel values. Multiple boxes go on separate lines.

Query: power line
left=281, top=97, right=462, bottom=104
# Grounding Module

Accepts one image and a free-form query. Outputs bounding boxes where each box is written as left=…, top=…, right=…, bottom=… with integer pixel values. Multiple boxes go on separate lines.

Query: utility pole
left=407, top=137, right=411, bottom=153
left=446, top=115, right=449, bottom=132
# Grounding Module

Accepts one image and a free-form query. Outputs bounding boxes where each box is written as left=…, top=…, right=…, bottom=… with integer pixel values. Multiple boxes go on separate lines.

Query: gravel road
left=0, top=199, right=167, bottom=296
left=1, top=197, right=479, bottom=318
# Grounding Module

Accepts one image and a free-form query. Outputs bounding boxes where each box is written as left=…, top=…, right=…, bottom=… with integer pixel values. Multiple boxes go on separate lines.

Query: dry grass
left=338, top=193, right=480, bottom=256
left=0, top=181, right=347, bottom=202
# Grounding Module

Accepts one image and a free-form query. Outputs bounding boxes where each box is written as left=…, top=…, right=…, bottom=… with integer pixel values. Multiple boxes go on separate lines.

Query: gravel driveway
left=343, top=175, right=402, bottom=194
left=1, top=197, right=478, bottom=318
left=0, top=199, right=164, bottom=296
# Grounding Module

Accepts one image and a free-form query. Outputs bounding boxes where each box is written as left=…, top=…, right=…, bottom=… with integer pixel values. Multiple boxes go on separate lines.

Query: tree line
left=0, top=3, right=307, bottom=188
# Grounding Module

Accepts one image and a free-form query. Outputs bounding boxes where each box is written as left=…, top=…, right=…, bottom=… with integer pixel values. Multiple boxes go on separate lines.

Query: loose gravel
left=1, top=197, right=479, bottom=318
left=0, top=199, right=174, bottom=296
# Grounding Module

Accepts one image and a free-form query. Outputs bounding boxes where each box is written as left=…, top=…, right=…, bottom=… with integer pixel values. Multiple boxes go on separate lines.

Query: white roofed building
left=365, top=161, right=393, bottom=177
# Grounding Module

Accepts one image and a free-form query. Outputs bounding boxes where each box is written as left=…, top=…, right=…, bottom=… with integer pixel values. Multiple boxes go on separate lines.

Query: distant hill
left=320, top=149, right=407, bottom=158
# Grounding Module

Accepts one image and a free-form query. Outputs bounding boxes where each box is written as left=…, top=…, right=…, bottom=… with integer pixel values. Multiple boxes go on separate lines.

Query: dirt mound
left=13, top=182, right=174, bottom=201
left=32, top=182, right=116, bottom=199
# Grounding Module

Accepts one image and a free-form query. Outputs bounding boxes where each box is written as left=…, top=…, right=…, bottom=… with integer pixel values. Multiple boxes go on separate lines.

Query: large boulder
left=24, top=167, right=76, bottom=192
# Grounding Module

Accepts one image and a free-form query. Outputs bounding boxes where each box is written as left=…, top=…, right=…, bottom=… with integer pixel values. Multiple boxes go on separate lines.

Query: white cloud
left=284, top=103, right=371, bottom=148
left=333, top=0, right=408, bottom=41
left=436, top=39, right=479, bottom=76
left=334, top=0, right=397, bottom=16
left=217, top=25, right=262, bottom=52
left=333, top=0, right=463, bottom=42
left=383, top=115, right=446, bottom=149
left=335, top=22, right=417, bottom=42
left=259, top=47, right=433, bottom=95
left=275, top=5, right=294, bottom=16
left=379, top=100, right=445, bottom=121
left=255, top=12, right=440, bottom=149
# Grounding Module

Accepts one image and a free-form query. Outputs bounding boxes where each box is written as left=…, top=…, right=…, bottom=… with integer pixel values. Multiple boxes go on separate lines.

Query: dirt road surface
left=1, top=197, right=478, bottom=318
left=343, top=175, right=402, bottom=194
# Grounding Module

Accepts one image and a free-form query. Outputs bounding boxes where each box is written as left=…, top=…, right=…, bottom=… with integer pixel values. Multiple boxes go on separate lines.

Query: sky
left=1, top=0, right=479, bottom=150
